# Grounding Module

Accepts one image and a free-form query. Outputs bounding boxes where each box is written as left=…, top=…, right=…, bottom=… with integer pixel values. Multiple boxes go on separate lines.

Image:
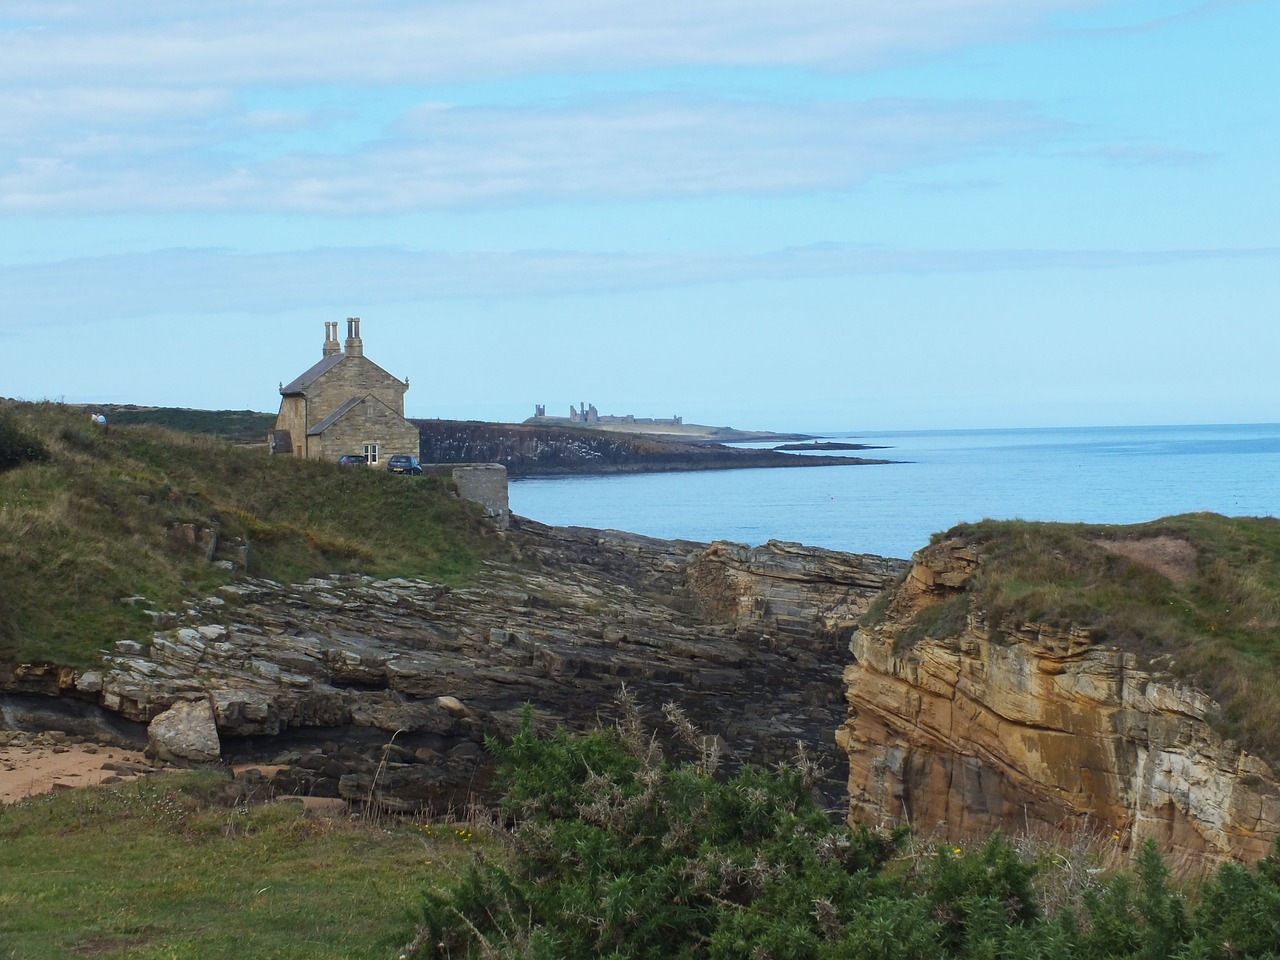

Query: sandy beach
left=0, top=733, right=152, bottom=804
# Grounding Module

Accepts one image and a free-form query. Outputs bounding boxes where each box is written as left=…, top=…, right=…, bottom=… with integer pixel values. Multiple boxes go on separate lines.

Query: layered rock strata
left=837, top=540, right=1280, bottom=864
left=2, top=520, right=905, bottom=811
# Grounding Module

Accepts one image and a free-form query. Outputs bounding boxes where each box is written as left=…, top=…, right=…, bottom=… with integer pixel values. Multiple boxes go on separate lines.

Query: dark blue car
left=387, top=454, right=423, bottom=475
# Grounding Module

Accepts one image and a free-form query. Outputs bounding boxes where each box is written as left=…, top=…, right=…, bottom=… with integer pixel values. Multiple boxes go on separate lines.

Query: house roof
left=280, top=354, right=344, bottom=395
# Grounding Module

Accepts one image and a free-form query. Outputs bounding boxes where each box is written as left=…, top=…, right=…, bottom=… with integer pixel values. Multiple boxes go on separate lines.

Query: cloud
left=0, top=0, right=1110, bottom=85
left=4, top=243, right=1275, bottom=326
left=1052, top=0, right=1257, bottom=37
left=0, top=1, right=1146, bottom=213
left=0, top=93, right=1052, bottom=212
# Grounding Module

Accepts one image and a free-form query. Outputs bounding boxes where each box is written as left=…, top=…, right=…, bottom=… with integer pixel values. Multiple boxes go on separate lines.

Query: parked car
left=337, top=454, right=367, bottom=466
left=387, top=454, right=423, bottom=475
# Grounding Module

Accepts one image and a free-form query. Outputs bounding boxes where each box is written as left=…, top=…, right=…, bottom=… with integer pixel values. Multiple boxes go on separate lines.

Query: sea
left=508, top=423, right=1280, bottom=560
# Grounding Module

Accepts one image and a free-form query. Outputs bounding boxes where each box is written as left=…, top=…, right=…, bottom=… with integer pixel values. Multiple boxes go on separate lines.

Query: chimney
left=322, top=321, right=340, bottom=357
left=344, top=316, right=364, bottom=357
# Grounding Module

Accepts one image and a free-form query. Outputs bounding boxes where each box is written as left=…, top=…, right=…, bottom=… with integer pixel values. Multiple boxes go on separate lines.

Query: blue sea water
left=508, top=423, right=1280, bottom=559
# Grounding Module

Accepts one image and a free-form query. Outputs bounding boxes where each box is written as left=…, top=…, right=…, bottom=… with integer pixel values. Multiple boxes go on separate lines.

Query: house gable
left=307, top=393, right=419, bottom=464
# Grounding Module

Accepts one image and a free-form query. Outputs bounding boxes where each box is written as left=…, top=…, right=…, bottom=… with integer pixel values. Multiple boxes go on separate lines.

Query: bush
left=413, top=709, right=1280, bottom=960
left=417, top=700, right=906, bottom=960
left=0, top=412, right=49, bottom=472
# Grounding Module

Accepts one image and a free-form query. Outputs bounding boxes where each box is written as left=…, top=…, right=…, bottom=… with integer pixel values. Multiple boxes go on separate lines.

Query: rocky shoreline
left=1, top=519, right=906, bottom=812
left=414, top=419, right=898, bottom=477
left=7, top=508, right=1279, bottom=865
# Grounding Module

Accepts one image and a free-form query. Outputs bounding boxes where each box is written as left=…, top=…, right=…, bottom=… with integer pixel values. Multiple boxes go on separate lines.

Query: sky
left=2, top=0, right=1277, bottom=432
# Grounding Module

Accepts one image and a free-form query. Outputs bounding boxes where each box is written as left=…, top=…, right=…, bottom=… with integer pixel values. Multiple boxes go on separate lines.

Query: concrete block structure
left=451, top=464, right=510, bottom=528
left=270, top=318, right=419, bottom=465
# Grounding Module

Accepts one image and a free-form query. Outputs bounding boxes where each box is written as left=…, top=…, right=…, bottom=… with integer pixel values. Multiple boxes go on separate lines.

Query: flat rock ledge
left=3, top=520, right=905, bottom=813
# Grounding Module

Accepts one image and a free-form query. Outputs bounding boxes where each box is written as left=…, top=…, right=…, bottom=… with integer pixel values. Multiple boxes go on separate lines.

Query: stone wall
left=273, top=395, right=307, bottom=456
left=303, top=355, right=408, bottom=422
left=312, top=397, right=419, bottom=463
left=451, top=464, right=510, bottom=528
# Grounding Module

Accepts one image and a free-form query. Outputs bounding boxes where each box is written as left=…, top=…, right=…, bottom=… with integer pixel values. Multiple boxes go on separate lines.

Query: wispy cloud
left=1052, top=0, right=1257, bottom=38
left=5, top=243, right=1275, bottom=326
left=0, top=1, right=1145, bottom=213
left=0, top=94, right=1054, bottom=212
left=1, top=0, right=1110, bottom=85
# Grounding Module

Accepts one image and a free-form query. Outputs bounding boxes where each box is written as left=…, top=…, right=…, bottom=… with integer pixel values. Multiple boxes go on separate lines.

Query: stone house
left=269, top=318, right=419, bottom=465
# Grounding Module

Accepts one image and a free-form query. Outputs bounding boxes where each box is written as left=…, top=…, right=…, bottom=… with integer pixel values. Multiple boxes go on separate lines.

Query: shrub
left=1180, top=837, right=1280, bottom=959
left=413, top=709, right=1280, bottom=960
left=416, top=701, right=907, bottom=960
left=0, top=412, right=49, bottom=472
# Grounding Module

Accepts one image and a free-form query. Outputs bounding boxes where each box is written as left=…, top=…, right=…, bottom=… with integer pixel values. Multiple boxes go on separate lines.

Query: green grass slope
left=87, top=404, right=278, bottom=444
left=0, top=771, right=475, bottom=960
left=929, top=514, right=1280, bottom=759
left=0, top=401, right=507, bottom=667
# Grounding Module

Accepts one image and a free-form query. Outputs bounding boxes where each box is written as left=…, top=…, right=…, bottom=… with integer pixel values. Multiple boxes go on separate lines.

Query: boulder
left=148, top=698, right=221, bottom=763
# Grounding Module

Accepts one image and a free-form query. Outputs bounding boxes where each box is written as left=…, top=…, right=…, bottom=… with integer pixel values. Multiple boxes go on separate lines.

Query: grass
left=0, top=771, right=478, bottom=960
left=0, top=400, right=509, bottom=667
left=929, top=514, right=1280, bottom=759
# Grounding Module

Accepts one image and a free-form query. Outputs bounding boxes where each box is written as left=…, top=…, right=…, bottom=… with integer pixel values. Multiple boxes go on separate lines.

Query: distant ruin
left=533, top=402, right=683, bottom=427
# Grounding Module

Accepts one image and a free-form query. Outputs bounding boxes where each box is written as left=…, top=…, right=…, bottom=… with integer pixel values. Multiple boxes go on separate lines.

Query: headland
left=417, top=418, right=897, bottom=476
left=75, top=404, right=897, bottom=476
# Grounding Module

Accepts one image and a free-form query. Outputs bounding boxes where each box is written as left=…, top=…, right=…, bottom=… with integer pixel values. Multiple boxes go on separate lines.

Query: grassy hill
left=0, top=401, right=507, bottom=667
left=80, top=404, right=277, bottom=444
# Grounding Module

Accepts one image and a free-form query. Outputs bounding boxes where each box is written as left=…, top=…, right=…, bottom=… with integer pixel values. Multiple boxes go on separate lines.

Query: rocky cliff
left=413, top=420, right=894, bottom=476
left=1, top=520, right=905, bottom=812
left=836, top=536, right=1280, bottom=864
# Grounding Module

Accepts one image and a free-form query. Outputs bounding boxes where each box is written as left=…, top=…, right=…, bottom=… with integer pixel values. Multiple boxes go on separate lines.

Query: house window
left=364, top=443, right=379, bottom=464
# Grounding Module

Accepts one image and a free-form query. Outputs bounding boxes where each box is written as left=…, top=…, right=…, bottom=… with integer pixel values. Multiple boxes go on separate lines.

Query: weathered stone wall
left=312, top=398, right=419, bottom=464
left=303, top=355, right=408, bottom=422
left=837, top=540, right=1280, bottom=865
left=273, top=395, right=307, bottom=456
left=451, top=464, right=509, bottom=527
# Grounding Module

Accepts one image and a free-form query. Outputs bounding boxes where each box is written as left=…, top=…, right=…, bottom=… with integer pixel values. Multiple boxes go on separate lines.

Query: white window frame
left=363, top=443, right=379, bottom=464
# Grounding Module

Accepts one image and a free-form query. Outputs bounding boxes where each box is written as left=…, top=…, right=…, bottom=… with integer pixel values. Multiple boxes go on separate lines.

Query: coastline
left=524, top=417, right=820, bottom=444
left=416, top=418, right=899, bottom=477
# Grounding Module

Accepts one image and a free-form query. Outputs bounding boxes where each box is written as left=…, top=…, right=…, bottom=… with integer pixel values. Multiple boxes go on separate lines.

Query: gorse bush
left=413, top=704, right=1280, bottom=960
left=0, top=411, right=49, bottom=472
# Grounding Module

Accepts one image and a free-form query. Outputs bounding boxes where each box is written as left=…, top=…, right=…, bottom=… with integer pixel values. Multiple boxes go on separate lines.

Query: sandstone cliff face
left=836, top=539, right=1280, bottom=864
left=2, top=520, right=905, bottom=811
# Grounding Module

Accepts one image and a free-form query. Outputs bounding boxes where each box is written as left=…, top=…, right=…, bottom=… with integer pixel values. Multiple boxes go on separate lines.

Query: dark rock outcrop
left=413, top=420, right=895, bottom=476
